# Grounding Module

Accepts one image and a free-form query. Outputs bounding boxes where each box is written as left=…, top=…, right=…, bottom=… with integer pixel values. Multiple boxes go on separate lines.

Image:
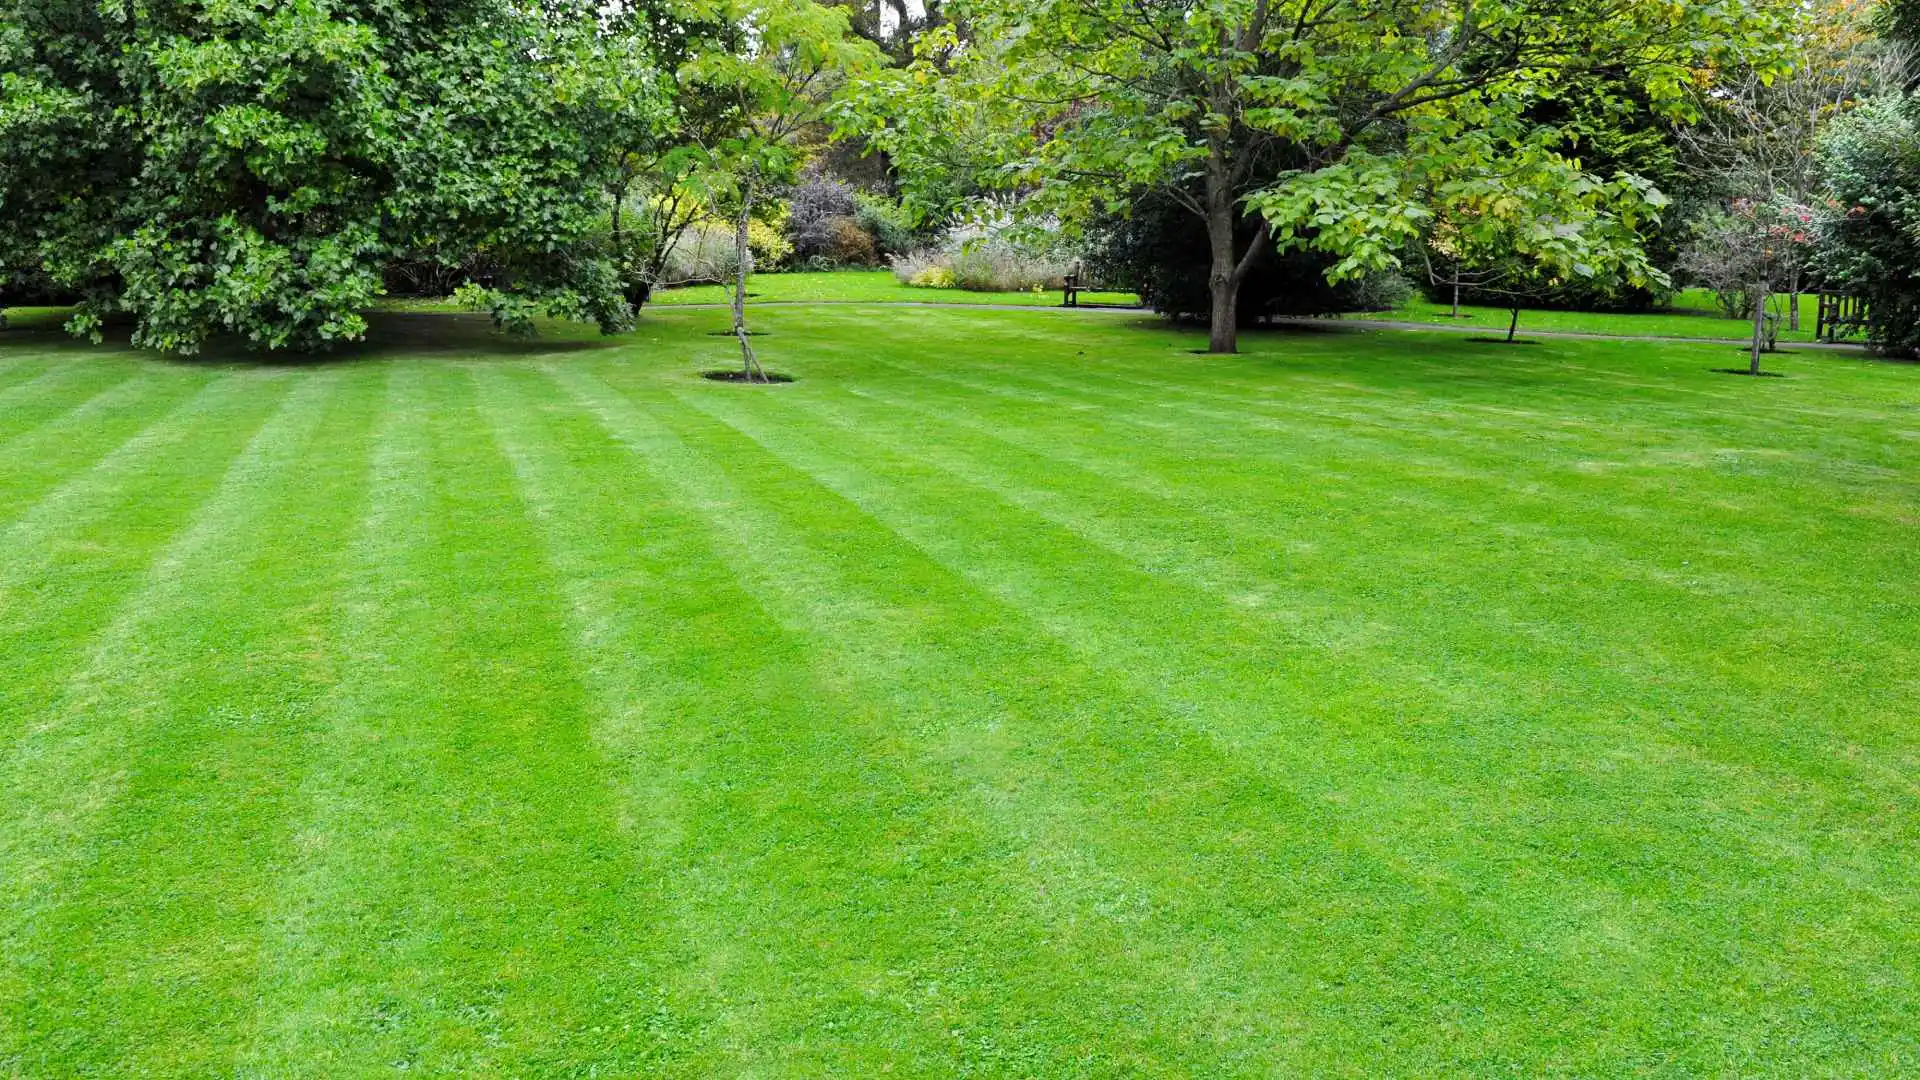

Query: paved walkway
left=654, top=299, right=1874, bottom=353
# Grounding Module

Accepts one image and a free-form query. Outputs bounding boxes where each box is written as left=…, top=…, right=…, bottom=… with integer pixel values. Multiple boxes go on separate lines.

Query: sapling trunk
left=1750, top=279, right=1768, bottom=376
left=1507, top=306, right=1520, bottom=343
left=1452, top=278, right=1462, bottom=319
left=731, top=172, right=767, bottom=383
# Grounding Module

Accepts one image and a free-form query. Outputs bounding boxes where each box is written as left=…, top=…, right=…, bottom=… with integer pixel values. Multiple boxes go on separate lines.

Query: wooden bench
left=1062, top=266, right=1133, bottom=309
left=1816, top=292, right=1870, bottom=343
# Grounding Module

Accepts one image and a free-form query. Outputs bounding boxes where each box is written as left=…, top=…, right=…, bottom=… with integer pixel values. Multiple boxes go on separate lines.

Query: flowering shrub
left=1680, top=197, right=1817, bottom=322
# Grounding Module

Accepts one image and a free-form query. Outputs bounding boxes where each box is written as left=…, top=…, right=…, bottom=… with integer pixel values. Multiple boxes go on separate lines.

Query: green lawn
left=1369, top=287, right=1828, bottom=344
left=653, top=268, right=1140, bottom=308
left=652, top=271, right=1835, bottom=346
left=1, top=304, right=1916, bottom=1075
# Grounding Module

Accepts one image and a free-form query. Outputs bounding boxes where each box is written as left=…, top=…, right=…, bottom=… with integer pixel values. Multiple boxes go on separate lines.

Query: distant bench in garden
left=1816, top=292, right=1870, bottom=343
left=1062, top=266, right=1136, bottom=309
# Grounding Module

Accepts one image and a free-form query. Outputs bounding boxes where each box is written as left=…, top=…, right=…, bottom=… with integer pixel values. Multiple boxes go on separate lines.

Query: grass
left=0, top=303, right=1916, bottom=1076
left=652, top=268, right=1140, bottom=308
left=649, top=271, right=1837, bottom=347
left=1370, top=287, right=1828, bottom=344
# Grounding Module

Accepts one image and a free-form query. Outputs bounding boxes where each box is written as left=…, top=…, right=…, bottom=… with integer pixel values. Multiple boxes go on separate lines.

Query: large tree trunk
left=1207, top=272, right=1239, bottom=353
left=1750, top=279, right=1769, bottom=376
left=1205, top=196, right=1241, bottom=355
left=1200, top=164, right=1271, bottom=355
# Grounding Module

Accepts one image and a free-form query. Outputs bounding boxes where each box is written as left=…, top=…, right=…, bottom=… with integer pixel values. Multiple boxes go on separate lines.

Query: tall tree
left=0, top=0, right=654, bottom=352
left=1679, top=0, right=1903, bottom=329
left=858, top=0, right=1788, bottom=354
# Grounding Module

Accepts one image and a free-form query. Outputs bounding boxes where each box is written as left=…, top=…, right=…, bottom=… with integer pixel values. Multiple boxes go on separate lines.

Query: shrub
left=890, top=250, right=955, bottom=287
left=1083, top=194, right=1400, bottom=323
left=748, top=219, right=794, bottom=271
left=948, top=246, right=1070, bottom=292
left=788, top=179, right=880, bottom=265
left=659, top=223, right=742, bottom=285
left=825, top=216, right=878, bottom=264
left=1817, top=96, right=1920, bottom=354
left=1347, top=270, right=1415, bottom=312
left=888, top=251, right=958, bottom=288
left=937, top=216, right=1075, bottom=292
left=854, top=193, right=919, bottom=257
left=889, top=216, right=1075, bottom=292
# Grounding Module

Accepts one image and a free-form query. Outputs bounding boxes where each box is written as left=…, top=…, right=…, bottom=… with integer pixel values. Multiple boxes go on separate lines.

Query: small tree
left=1421, top=167, right=1670, bottom=343
left=1678, top=0, right=1904, bottom=329
left=1680, top=198, right=1817, bottom=373
left=680, top=0, right=881, bottom=380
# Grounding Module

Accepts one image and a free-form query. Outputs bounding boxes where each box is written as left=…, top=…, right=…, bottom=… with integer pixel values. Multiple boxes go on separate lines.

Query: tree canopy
left=855, top=0, right=1791, bottom=352
left=0, top=0, right=657, bottom=352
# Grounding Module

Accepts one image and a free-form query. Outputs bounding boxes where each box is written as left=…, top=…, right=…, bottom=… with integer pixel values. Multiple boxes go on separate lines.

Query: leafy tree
left=1422, top=167, right=1669, bottom=342
left=0, top=0, right=651, bottom=353
left=1682, top=198, right=1817, bottom=372
left=857, top=0, right=1789, bottom=354
left=1678, top=0, right=1902, bottom=328
left=1484, top=67, right=1698, bottom=313
left=1084, top=190, right=1407, bottom=323
left=679, top=0, right=883, bottom=380
left=1817, top=96, right=1920, bottom=355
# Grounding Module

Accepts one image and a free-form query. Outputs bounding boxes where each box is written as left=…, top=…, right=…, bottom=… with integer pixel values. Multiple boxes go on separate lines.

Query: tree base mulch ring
left=1711, top=368, right=1788, bottom=378
left=702, top=370, right=795, bottom=384
left=1465, top=336, right=1541, bottom=345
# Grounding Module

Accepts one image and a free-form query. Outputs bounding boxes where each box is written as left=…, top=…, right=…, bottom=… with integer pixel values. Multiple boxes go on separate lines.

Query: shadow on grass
left=0, top=309, right=626, bottom=367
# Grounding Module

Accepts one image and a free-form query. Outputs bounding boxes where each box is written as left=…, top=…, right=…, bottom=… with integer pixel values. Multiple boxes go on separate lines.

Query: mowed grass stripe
left=0, top=368, right=213, bottom=519
left=848, top=321, right=1916, bottom=716
left=4, top=369, right=382, bottom=1077
left=818, top=306, right=1877, bottom=509
left=544, top=366, right=1122, bottom=1072
left=0, top=355, right=56, bottom=393
left=0, top=360, right=132, bottom=442
left=669, top=378, right=1667, bottom=1069
left=517, top=362, right=1160, bottom=1074
left=570, top=365, right=1524, bottom=1072
left=801, top=333, right=1920, bottom=852
left=0, top=372, right=292, bottom=720
left=0, top=370, right=341, bottom=1075
left=240, top=362, right=658, bottom=1076
left=236, top=359, right=435, bottom=1068
left=389, top=362, right=665, bottom=1074
left=466, top=364, right=739, bottom=1072
left=791, top=366, right=1919, bottom=779
left=666, top=367, right=1917, bottom=1071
